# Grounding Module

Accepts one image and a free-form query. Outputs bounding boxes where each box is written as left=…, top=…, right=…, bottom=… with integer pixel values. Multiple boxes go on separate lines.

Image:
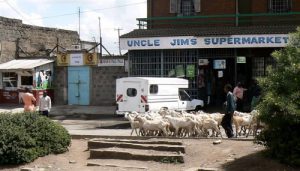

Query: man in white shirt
left=39, top=91, right=51, bottom=117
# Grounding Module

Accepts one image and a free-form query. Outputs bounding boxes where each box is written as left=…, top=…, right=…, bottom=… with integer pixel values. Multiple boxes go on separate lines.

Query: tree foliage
left=257, top=27, right=300, bottom=166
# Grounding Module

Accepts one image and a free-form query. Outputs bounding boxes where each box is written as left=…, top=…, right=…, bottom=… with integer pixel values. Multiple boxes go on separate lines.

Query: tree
left=257, top=27, right=300, bottom=166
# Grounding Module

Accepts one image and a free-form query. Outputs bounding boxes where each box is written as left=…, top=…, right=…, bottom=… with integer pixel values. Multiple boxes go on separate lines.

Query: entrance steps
left=87, top=138, right=185, bottom=163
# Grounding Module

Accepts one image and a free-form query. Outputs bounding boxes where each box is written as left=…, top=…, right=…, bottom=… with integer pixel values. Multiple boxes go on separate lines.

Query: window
left=269, top=0, right=291, bottom=13
left=170, top=0, right=201, bottom=15
left=181, top=0, right=195, bottom=16
left=150, top=84, right=158, bottom=94
left=179, top=89, right=191, bottom=101
left=127, top=88, right=137, bottom=97
left=21, top=76, right=33, bottom=86
left=2, top=72, right=17, bottom=88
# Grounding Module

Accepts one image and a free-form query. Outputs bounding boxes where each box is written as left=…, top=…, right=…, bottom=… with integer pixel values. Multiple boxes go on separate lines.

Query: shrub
left=256, top=27, right=300, bottom=166
left=0, top=112, right=71, bottom=164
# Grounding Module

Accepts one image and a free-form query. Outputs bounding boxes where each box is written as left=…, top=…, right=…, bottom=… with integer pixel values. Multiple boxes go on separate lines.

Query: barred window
left=269, top=0, right=291, bottom=13
left=181, top=0, right=195, bottom=16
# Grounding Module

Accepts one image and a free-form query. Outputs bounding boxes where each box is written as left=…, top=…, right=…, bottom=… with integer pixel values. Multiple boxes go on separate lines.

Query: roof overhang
left=0, top=59, right=54, bottom=70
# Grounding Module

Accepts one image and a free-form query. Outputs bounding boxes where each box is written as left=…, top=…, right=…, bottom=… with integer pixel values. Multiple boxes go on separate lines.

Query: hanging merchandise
left=176, top=65, right=185, bottom=77
left=186, top=65, right=195, bottom=78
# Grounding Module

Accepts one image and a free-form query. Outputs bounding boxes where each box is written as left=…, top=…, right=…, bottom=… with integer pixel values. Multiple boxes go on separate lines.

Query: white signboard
left=98, top=59, right=124, bottom=67
left=120, top=34, right=289, bottom=50
left=70, top=53, right=83, bottom=66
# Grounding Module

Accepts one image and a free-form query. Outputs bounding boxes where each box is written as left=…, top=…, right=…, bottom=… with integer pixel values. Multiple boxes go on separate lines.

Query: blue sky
left=0, top=0, right=147, bottom=55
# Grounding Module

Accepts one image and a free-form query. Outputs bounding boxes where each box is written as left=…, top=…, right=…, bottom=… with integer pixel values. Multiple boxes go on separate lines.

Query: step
left=90, top=138, right=183, bottom=145
left=88, top=140, right=185, bottom=153
left=87, top=162, right=148, bottom=170
left=89, top=147, right=184, bottom=163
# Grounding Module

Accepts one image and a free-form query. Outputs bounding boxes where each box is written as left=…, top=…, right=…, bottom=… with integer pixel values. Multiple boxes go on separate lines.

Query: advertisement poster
left=176, top=65, right=185, bottom=77
left=186, top=65, right=195, bottom=78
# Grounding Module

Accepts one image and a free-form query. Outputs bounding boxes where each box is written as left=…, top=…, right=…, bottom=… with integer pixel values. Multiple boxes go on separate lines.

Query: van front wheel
left=195, top=105, right=202, bottom=112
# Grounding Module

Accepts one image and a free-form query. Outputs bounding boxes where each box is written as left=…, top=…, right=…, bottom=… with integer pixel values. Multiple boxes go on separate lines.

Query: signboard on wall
left=237, top=56, right=246, bottom=63
left=70, top=53, right=84, bottom=66
left=120, top=34, right=289, bottom=50
left=57, top=53, right=70, bottom=66
left=98, top=58, right=124, bottom=67
left=84, top=53, right=98, bottom=65
left=57, top=53, right=98, bottom=66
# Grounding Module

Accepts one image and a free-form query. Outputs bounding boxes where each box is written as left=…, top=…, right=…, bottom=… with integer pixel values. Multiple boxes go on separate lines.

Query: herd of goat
left=124, top=108, right=265, bottom=138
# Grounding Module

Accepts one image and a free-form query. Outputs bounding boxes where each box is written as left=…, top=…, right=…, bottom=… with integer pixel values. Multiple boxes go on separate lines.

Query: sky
left=0, top=0, right=147, bottom=55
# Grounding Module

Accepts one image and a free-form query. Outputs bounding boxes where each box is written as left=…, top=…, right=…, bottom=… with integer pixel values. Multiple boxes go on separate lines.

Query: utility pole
left=78, top=7, right=81, bottom=42
left=114, top=27, right=123, bottom=56
left=98, top=17, right=102, bottom=56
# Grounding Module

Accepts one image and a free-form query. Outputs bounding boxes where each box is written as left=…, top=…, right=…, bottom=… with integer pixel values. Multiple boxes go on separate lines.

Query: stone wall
left=0, top=16, right=79, bottom=63
left=53, top=66, right=68, bottom=105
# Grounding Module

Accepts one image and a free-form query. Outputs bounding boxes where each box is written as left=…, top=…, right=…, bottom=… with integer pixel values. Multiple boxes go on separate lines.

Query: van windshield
left=179, top=89, right=191, bottom=101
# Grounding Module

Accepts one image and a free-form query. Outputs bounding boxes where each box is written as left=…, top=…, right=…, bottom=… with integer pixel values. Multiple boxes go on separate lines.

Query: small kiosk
left=0, top=59, right=54, bottom=104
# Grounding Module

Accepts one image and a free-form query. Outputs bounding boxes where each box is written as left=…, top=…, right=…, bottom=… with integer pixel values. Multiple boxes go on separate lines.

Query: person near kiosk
left=39, top=91, right=52, bottom=117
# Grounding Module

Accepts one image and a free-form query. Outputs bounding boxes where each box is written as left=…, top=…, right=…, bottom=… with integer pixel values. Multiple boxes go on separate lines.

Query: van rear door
left=119, top=82, right=141, bottom=112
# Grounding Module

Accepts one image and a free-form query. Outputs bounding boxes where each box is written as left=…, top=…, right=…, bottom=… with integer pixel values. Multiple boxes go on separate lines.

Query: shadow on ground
left=221, top=151, right=299, bottom=171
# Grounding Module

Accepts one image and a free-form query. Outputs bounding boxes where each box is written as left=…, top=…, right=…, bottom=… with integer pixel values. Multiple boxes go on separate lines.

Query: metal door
left=68, top=67, right=90, bottom=105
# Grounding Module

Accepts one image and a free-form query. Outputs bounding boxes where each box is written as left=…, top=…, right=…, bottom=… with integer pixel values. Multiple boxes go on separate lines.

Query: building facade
left=0, top=16, right=127, bottom=106
left=120, top=0, right=300, bottom=110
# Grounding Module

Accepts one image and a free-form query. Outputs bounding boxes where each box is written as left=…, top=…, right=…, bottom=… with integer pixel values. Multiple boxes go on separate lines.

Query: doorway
left=68, top=66, right=90, bottom=105
left=198, top=58, right=235, bottom=107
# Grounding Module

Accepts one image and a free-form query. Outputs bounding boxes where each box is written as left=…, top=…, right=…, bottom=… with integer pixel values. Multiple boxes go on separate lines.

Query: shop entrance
left=198, top=58, right=235, bottom=107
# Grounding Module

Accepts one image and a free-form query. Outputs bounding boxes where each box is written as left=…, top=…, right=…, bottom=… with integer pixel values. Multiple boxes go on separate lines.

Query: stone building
left=120, top=0, right=300, bottom=110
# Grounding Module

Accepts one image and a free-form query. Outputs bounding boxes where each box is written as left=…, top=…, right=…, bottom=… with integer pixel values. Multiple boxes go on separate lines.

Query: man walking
left=39, top=91, right=51, bottom=117
left=221, top=84, right=236, bottom=138
left=22, top=87, right=36, bottom=112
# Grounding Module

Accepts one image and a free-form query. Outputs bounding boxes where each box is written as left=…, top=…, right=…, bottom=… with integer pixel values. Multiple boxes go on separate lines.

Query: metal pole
left=235, top=0, right=239, bottom=26
left=78, top=7, right=81, bottom=41
left=98, top=17, right=102, bottom=56
left=115, top=28, right=123, bottom=56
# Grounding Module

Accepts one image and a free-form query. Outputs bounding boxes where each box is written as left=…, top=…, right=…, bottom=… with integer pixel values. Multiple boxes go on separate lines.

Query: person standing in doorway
left=39, top=91, right=52, bottom=117
left=22, top=87, right=36, bottom=112
left=233, top=82, right=246, bottom=112
left=251, top=79, right=261, bottom=110
left=221, top=84, right=236, bottom=138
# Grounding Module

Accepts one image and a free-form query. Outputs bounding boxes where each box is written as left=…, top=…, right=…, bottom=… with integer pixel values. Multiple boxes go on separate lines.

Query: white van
left=115, top=77, right=204, bottom=115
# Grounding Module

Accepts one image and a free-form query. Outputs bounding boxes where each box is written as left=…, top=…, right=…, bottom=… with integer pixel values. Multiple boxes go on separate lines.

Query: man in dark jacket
left=221, top=84, right=236, bottom=138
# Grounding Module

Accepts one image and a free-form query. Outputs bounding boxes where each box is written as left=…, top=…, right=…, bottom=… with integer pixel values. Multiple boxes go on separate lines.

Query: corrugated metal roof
left=0, top=59, right=54, bottom=70
left=120, top=25, right=298, bottom=38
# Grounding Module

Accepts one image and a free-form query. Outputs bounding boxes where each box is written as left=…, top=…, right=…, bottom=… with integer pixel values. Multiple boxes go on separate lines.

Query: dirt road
left=1, top=138, right=297, bottom=171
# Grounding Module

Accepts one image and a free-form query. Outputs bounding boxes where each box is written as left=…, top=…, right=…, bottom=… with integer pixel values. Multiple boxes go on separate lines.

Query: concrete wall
left=0, top=16, right=79, bottom=63
left=91, top=64, right=127, bottom=106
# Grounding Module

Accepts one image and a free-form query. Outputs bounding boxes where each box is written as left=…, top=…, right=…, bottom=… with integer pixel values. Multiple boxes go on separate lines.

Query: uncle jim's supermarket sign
left=120, top=34, right=289, bottom=50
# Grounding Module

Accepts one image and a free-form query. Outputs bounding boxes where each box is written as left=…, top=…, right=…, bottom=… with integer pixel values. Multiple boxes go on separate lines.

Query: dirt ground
left=0, top=138, right=298, bottom=171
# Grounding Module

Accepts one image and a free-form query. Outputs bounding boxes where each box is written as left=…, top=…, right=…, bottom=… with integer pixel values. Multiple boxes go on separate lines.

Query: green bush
left=256, top=27, right=300, bottom=166
left=0, top=112, right=71, bottom=164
